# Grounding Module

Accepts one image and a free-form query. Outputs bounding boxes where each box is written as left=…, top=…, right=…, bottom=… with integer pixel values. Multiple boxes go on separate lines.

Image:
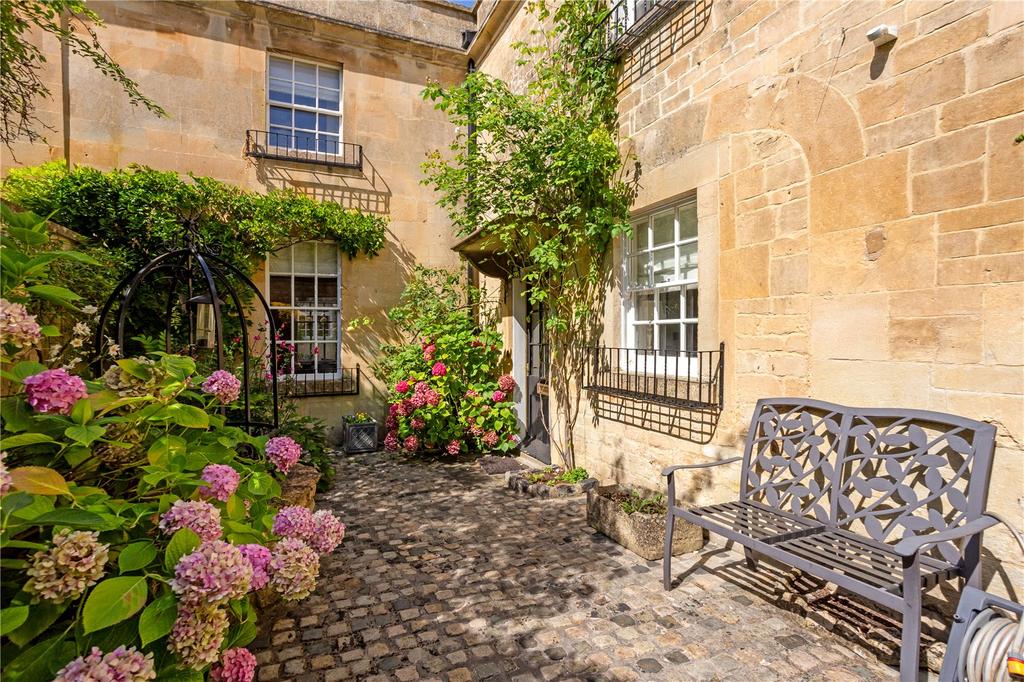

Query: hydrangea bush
left=372, top=267, right=519, bottom=456
left=0, top=209, right=345, bottom=681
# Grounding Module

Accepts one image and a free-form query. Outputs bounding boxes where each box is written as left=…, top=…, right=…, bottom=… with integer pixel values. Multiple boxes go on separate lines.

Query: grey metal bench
left=663, top=398, right=998, bottom=681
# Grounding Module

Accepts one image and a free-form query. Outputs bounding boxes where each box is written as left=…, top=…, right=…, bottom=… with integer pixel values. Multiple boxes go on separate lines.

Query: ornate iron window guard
left=244, top=129, right=363, bottom=171
left=598, top=0, right=688, bottom=56
left=583, top=343, right=724, bottom=409
left=271, top=366, right=360, bottom=398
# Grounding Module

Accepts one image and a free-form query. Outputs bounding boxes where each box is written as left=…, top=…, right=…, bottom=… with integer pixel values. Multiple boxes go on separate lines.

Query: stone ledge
left=504, top=470, right=598, bottom=498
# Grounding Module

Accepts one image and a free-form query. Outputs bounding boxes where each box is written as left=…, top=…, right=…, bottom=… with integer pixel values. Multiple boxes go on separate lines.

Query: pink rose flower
left=431, top=362, right=447, bottom=377
left=23, top=368, right=88, bottom=415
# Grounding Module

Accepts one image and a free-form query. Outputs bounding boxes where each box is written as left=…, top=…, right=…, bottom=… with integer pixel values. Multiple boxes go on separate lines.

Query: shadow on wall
left=253, top=155, right=392, bottom=214
left=588, top=393, right=721, bottom=445
left=618, top=0, right=712, bottom=92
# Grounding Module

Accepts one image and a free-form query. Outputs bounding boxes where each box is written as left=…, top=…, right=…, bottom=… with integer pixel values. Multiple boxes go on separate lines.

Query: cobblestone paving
left=252, top=453, right=899, bottom=681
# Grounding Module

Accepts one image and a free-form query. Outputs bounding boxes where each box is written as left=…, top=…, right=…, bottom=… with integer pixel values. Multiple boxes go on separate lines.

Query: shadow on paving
left=251, top=452, right=900, bottom=682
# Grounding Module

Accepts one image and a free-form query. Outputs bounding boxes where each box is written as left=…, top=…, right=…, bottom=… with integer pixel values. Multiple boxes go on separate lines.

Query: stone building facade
left=2, top=0, right=476, bottom=426
left=470, top=0, right=1023, bottom=595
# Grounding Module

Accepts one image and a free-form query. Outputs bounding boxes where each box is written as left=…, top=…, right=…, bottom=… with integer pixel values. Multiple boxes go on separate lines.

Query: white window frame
left=266, top=242, right=342, bottom=378
left=266, top=53, right=343, bottom=155
left=611, top=0, right=660, bottom=37
left=621, top=196, right=699, bottom=376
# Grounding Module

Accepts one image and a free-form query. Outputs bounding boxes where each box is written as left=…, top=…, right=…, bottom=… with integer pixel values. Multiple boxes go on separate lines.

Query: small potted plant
left=343, top=411, right=378, bottom=453
left=587, top=484, right=704, bottom=560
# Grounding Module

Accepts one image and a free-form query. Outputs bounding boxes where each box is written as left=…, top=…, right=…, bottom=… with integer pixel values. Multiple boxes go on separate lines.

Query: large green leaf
left=24, top=284, right=83, bottom=308
left=32, top=509, right=106, bottom=528
left=8, top=467, right=70, bottom=496
left=151, top=403, right=208, bottom=429
left=64, top=424, right=106, bottom=446
left=138, top=593, right=177, bottom=646
left=1, top=632, right=75, bottom=681
left=0, top=605, right=29, bottom=636
left=0, top=433, right=55, bottom=449
left=118, top=541, right=157, bottom=573
left=6, top=600, right=68, bottom=647
left=81, top=576, right=149, bottom=633
left=163, top=528, right=201, bottom=572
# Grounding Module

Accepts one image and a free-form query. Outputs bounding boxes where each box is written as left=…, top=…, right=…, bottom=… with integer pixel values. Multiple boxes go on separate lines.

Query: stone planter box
left=504, top=470, right=598, bottom=498
left=343, top=419, right=378, bottom=454
left=587, top=484, right=704, bottom=561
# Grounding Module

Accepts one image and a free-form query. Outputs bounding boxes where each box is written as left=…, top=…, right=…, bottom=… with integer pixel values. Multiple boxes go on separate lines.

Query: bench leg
left=962, top=532, right=983, bottom=590
left=663, top=508, right=675, bottom=590
left=899, top=557, right=922, bottom=682
left=743, top=548, right=759, bottom=571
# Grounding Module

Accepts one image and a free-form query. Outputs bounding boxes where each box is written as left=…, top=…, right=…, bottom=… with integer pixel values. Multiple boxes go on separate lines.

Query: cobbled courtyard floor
left=252, top=453, right=901, bottom=681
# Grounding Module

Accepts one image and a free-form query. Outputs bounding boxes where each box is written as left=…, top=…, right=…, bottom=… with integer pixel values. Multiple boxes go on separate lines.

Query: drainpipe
left=465, top=55, right=478, bottom=311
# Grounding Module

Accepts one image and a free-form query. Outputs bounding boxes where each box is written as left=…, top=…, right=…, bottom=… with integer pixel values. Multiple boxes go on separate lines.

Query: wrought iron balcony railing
left=244, top=129, right=363, bottom=171
left=584, top=343, right=724, bottom=409
left=599, top=0, right=686, bottom=56
left=267, top=366, right=360, bottom=398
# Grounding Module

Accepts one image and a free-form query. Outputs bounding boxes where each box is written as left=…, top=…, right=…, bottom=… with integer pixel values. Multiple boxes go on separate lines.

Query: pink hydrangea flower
left=269, top=538, right=320, bottom=601
left=383, top=430, right=400, bottom=451
left=411, top=417, right=425, bottom=430
left=431, top=362, right=447, bottom=377
left=238, top=544, right=272, bottom=591
left=202, top=370, right=241, bottom=404
left=498, top=374, right=517, bottom=392
left=54, top=645, right=155, bottom=681
left=409, top=393, right=426, bottom=409
left=170, top=604, right=228, bottom=669
left=265, top=436, right=301, bottom=474
left=272, top=506, right=314, bottom=539
left=492, top=390, right=506, bottom=402
left=170, top=541, right=252, bottom=607
left=446, top=440, right=461, bottom=456
left=23, top=368, right=87, bottom=415
left=470, top=425, right=483, bottom=437
left=403, top=435, right=419, bottom=452
left=159, top=500, right=222, bottom=541
left=482, top=430, right=499, bottom=448
left=0, top=451, right=10, bottom=496
left=384, top=415, right=398, bottom=430
left=0, top=298, right=41, bottom=350
left=422, top=343, right=436, bottom=361
left=425, top=389, right=440, bottom=407
left=26, top=528, right=109, bottom=603
left=211, top=648, right=257, bottom=682
left=198, top=464, right=240, bottom=502
left=395, top=380, right=410, bottom=394
left=308, top=510, right=346, bottom=554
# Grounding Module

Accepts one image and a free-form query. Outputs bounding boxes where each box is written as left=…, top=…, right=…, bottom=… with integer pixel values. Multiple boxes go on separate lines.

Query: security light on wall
left=867, top=24, right=898, bottom=46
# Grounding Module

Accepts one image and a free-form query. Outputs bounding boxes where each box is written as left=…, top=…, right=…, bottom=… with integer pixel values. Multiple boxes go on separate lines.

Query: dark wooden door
left=524, top=299, right=550, bottom=464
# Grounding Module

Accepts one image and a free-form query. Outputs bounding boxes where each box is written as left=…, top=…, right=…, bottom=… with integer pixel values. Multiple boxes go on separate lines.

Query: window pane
left=317, top=135, right=339, bottom=154
left=651, top=246, right=675, bottom=284
left=318, top=88, right=340, bottom=111
left=294, top=277, right=316, bottom=307
left=268, top=127, right=292, bottom=147
left=294, top=311, right=314, bottom=341
left=293, top=243, right=316, bottom=272
left=269, top=247, right=290, bottom=273
left=659, top=324, right=682, bottom=354
left=315, top=310, right=338, bottom=340
left=318, top=114, right=340, bottom=134
left=317, top=278, right=338, bottom=306
left=658, top=290, right=681, bottom=320
left=269, top=276, right=291, bottom=307
left=316, top=342, right=338, bottom=374
left=679, top=241, right=698, bottom=281
left=685, top=285, right=698, bottom=319
left=628, top=254, right=649, bottom=288
left=634, top=324, right=653, bottom=350
left=679, top=200, right=698, bottom=240
left=318, top=67, right=340, bottom=88
left=269, top=57, right=291, bottom=79
left=652, top=211, right=674, bottom=247
left=295, top=82, right=316, bottom=107
left=632, top=221, right=648, bottom=252
left=294, top=343, right=315, bottom=374
left=294, top=132, right=316, bottom=151
left=268, top=78, right=291, bottom=104
left=634, top=292, right=654, bottom=321
left=294, top=62, right=317, bottom=84
left=269, top=106, right=291, bottom=127
left=316, top=246, right=338, bottom=275
left=685, top=322, right=698, bottom=354
left=294, top=110, right=316, bottom=131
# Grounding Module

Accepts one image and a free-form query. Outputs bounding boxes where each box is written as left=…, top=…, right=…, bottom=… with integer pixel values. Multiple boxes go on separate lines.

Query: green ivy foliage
left=1, top=162, right=387, bottom=277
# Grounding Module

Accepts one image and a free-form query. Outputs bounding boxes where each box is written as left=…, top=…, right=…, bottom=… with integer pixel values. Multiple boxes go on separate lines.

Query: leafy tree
left=0, top=0, right=165, bottom=152
left=422, top=1, right=639, bottom=467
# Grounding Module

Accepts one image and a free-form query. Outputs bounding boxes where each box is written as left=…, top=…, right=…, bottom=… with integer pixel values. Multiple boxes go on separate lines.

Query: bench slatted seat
left=662, top=398, right=998, bottom=681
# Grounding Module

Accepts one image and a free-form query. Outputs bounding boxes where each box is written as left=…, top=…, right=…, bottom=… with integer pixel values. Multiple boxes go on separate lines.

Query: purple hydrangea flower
left=25, top=528, right=109, bottom=603
left=170, top=541, right=252, bottom=607
left=23, top=368, right=88, bottom=415
left=54, top=645, right=155, bottom=681
left=159, top=500, right=222, bottom=541
left=211, top=647, right=257, bottom=682
left=238, top=544, right=272, bottom=591
left=169, top=604, right=228, bottom=669
left=272, top=506, right=314, bottom=539
left=202, top=370, right=242, bottom=404
left=308, top=510, right=346, bottom=554
left=269, top=538, right=319, bottom=601
left=198, top=464, right=240, bottom=502
left=0, top=298, right=41, bottom=350
left=265, top=436, right=301, bottom=474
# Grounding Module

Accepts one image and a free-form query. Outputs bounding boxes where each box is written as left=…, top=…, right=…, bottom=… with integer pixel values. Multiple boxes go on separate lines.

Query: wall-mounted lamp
left=867, top=24, right=898, bottom=47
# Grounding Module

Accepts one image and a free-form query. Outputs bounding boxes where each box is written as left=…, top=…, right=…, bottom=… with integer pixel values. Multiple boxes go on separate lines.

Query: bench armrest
left=892, top=515, right=999, bottom=559
left=662, top=457, right=742, bottom=477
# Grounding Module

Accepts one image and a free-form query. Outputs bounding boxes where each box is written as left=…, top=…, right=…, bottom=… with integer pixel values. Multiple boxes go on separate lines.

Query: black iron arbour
left=92, top=221, right=279, bottom=433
